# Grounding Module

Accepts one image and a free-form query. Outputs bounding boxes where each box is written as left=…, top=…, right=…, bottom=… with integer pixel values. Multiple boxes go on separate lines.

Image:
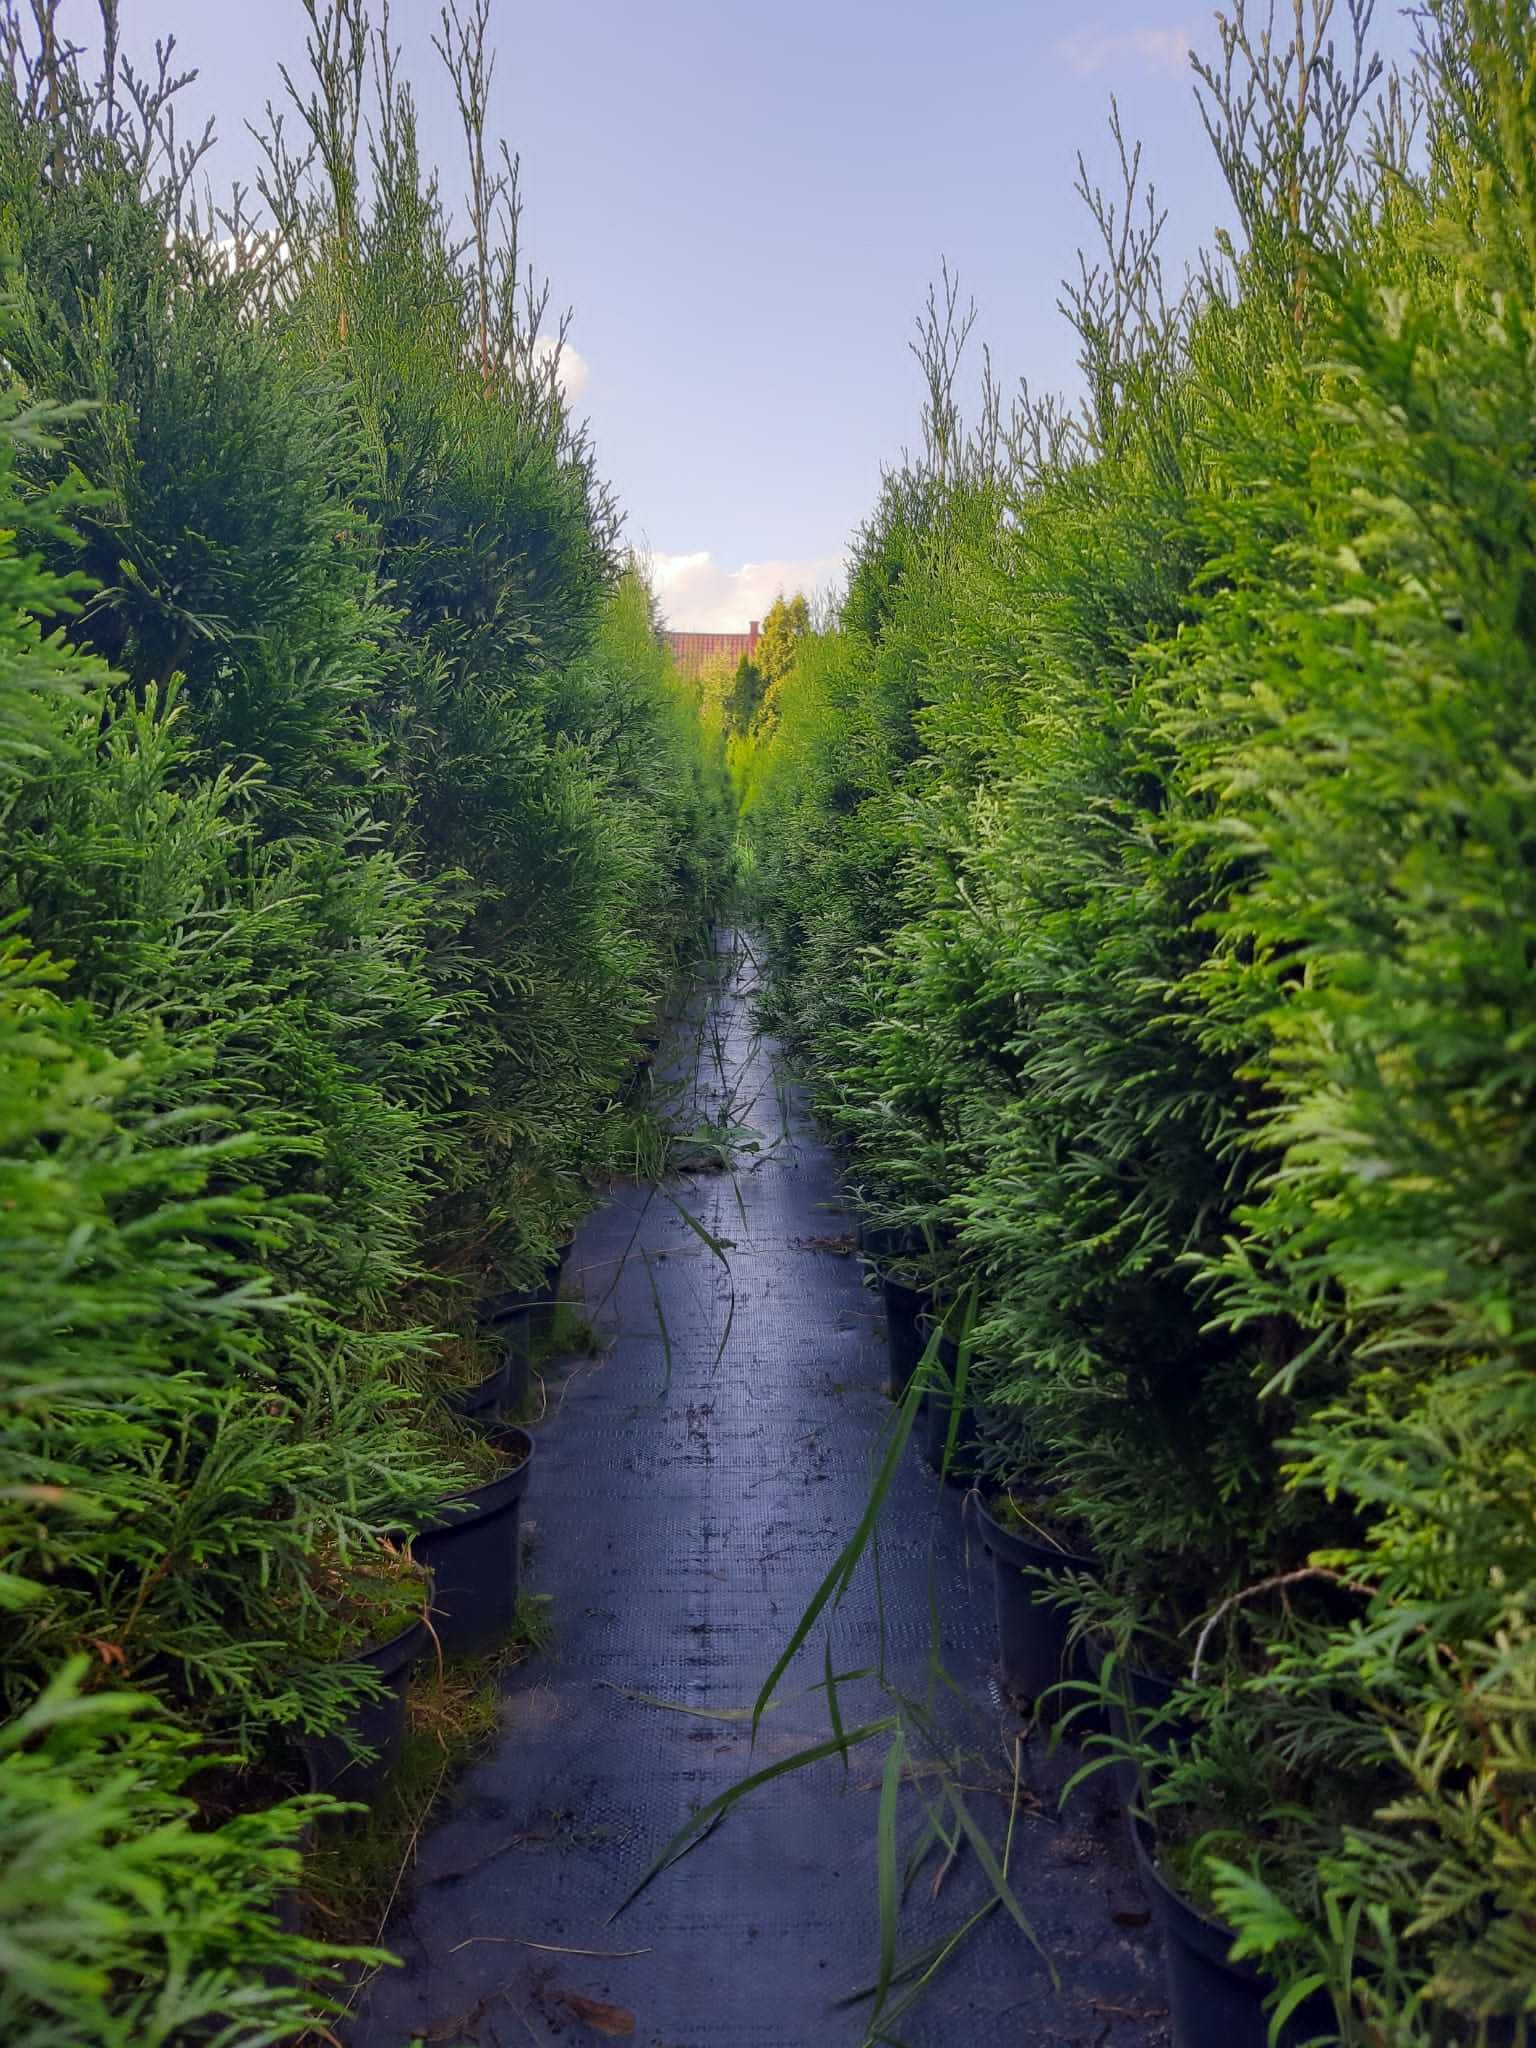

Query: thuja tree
left=0, top=0, right=725, bottom=1306
left=267, top=0, right=719, bottom=1287
left=0, top=3, right=725, bottom=2039
left=1153, top=4, right=1536, bottom=2018
left=0, top=407, right=405, bottom=2041
left=738, top=1, right=1535, bottom=2035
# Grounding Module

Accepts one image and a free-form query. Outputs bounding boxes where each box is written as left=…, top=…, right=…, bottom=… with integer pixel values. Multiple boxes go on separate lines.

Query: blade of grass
left=642, top=1250, right=674, bottom=1400
left=659, top=1186, right=735, bottom=1263
left=946, top=1783, right=1055, bottom=1982
left=869, top=1728, right=906, bottom=2033
left=600, top=1667, right=873, bottom=1722
left=825, top=1634, right=848, bottom=1773
left=935, top=1286, right=975, bottom=1481
left=609, top=1718, right=897, bottom=1921
left=750, top=1371, right=924, bottom=1740
left=861, top=1901, right=1001, bottom=2044
left=835, top=1898, right=1000, bottom=2015
left=900, top=1811, right=943, bottom=1901
left=711, top=1275, right=736, bottom=1374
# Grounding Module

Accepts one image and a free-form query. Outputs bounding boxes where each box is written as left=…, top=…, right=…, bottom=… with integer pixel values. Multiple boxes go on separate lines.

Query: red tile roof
left=663, top=622, right=760, bottom=680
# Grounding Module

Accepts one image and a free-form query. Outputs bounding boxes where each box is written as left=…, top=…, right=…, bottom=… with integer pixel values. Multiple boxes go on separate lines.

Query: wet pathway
left=350, top=934, right=1167, bottom=2048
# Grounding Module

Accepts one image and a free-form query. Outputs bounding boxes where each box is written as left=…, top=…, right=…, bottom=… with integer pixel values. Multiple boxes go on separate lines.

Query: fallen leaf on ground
left=559, top=1989, right=636, bottom=2036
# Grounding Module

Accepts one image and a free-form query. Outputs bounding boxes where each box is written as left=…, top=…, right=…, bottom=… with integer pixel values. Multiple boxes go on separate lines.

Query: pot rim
left=475, top=1286, right=535, bottom=1328
left=417, top=1424, right=534, bottom=1534
left=970, top=1489, right=1096, bottom=1573
left=881, top=1268, right=932, bottom=1303
left=443, top=1356, right=512, bottom=1413
left=858, top=1220, right=926, bottom=1259
left=1085, top=1630, right=1187, bottom=1699
left=341, top=1614, right=430, bottom=1678
left=1129, top=1812, right=1278, bottom=1985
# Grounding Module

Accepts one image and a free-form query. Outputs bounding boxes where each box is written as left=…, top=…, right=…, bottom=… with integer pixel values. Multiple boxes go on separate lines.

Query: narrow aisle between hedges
left=349, top=933, right=1164, bottom=2048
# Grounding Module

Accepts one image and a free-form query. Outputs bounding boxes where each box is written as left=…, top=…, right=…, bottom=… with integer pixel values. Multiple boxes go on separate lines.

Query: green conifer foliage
left=739, top=3, right=1536, bottom=2032
left=0, top=7, right=728, bottom=2037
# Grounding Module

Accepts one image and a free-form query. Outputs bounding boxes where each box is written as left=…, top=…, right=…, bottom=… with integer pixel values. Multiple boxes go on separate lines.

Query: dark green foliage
left=724, top=654, right=767, bottom=738
left=740, top=3, right=1536, bottom=2036
left=0, top=4, right=727, bottom=2038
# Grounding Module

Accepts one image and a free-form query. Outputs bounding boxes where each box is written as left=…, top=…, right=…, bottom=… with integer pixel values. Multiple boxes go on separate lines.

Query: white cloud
left=1056, top=25, right=1192, bottom=77
left=647, top=549, right=846, bottom=633
left=532, top=335, right=589, bottom=404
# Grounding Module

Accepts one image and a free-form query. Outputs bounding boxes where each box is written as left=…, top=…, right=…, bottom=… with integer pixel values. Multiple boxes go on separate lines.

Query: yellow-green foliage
left=754, top=592, right=811, bottom=691
left=723, top=593, right=812, bottom=797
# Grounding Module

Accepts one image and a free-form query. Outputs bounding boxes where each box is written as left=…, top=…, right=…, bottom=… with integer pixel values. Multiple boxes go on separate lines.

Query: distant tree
left=724, top=655, right=768, bottom=737
left=755, top=593, right=810, bottom=688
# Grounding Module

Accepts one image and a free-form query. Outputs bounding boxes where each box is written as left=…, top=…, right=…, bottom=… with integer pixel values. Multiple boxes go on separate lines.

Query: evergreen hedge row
left=0, top=7, right=727, bottom=2039
left=740, top=4, right=1535, bottom=2037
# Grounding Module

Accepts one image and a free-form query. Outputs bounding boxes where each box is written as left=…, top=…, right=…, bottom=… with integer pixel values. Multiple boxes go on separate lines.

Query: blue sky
left=98, top=1, right=1415, bottom=627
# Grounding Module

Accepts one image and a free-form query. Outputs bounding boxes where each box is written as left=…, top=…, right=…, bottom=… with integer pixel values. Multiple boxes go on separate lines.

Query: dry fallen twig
left=1187, top=1565, right=1377, bottom=1682
left=449, top=1936, right=653, bottom=1958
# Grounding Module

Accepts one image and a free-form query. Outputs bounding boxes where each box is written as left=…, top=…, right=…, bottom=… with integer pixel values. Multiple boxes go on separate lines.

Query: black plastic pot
left=413, top=1426, right=534, bottom=1658
left=443, top=1355, right=511, bottom=1422
left=1117, top=1657, right=1185, bottom=1747
left=475, top=1284, right=533, bottom=1328
left=880, top=1273, right=930, bottom=1402
left=1087, top=1635, right=1195, bottom=1817
left=1092, top=1636, right=1192, bottom=1753
left=973, top=1495, right=1095, bottom=1710
left=473, top=1287, right=536, bottom=1410
left=1131, top=1818, right=1335, bottom=2048
left=303, top=1618, right=428, bottom=1800
left=858, top=1220, right=923, bottom=1266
